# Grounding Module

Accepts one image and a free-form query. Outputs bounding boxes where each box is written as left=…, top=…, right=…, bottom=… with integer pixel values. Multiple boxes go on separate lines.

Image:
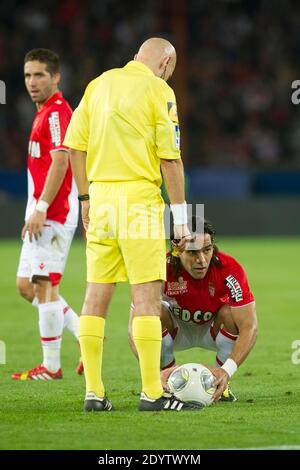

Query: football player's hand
left=81, top=200, right=90, bottom=231
left=22, top=210, right=46, bottom=242
left=160, top=365, right=178, bottom=391
left=206, top=366, right=229, bottom=402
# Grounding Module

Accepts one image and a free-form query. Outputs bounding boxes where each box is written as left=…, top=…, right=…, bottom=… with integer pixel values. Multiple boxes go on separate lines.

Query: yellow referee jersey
left=63, top=60, right=181, bottom=187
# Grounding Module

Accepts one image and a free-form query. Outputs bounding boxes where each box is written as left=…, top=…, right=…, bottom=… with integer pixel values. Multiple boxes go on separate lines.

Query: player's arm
left=210, top=302, right=257, bottom=402
left=40, top=150, right=69, bottom=202
left=228, top=302, right=258, bottom=366
left=209, top=260, right=257, bottom=401
left=22, top=150, right=69, bottom=241
left=210, top=302, right=257, bottom=403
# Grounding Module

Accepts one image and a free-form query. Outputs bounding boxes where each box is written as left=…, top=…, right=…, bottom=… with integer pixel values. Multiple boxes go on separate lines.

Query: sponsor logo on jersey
left=225, top=275, right=243, bottom=302
left=208, top=282, right=215, bottom=297
left=48, top=111, right=61, bottom=147
left=166, top=276, right=188, bottom=295
left=173, top=307, right=214, bottom=324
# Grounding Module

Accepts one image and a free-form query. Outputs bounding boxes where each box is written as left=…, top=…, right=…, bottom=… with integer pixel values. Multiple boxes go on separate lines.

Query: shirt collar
left=124, top=60, right=155, bottom=76
left=37, top=91, right=63, bottom=112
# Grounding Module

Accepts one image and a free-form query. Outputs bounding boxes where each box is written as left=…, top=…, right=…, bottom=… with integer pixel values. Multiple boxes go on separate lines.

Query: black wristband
left=78, top=194, right=90, bottom=201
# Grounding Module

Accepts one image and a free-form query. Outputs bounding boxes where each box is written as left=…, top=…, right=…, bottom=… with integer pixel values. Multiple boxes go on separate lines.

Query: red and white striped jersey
left=25, top=91, right=78, bottom=227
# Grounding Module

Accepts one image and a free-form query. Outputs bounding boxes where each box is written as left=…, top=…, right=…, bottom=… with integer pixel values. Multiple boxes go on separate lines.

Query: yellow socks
left=79, top=315, right=105, bottom=397
left=132, top=316, right=163, bottom=400
left=79, top=315, right=163, bottom=400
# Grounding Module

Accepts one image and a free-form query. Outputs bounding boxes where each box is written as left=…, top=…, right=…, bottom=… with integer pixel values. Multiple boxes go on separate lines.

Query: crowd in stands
left=1, top=0, right=300, bottom=170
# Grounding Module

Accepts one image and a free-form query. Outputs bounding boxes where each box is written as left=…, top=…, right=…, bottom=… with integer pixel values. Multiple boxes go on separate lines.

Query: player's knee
left=216, top=304, right=231, bottom=324
left=32, top=278, right=52, bottom=304
left=216, top=304, right=238, bottom=335
left=16, top=278, right=33, bottom=302
left=161, top=301, right=175, bottom=332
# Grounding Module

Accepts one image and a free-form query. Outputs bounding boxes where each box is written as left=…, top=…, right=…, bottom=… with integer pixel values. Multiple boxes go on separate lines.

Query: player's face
left=180, top=234, right=214, bottom=280
left=24, top=61, right=60, bottom=106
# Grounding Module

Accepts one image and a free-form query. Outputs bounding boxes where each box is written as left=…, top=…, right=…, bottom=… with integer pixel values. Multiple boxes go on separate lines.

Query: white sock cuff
left=219, top=328, right=238, bottom=341
left=39, top=300, right=62, bottom=314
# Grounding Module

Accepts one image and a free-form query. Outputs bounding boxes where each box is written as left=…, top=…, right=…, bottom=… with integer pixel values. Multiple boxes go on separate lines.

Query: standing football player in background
left=129, top=219, right=258, bottom=402
left=12, top=49, right=81, bottom=381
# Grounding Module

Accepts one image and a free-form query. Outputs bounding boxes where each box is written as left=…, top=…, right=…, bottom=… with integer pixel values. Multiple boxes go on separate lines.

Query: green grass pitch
left=0, top=238, right=300, bottom=450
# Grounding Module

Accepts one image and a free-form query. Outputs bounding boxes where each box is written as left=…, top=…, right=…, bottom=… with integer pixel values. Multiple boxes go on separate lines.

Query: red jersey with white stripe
left=25, top=91, right=78, bottom=227
left=164, top=252, right=254, bottom=326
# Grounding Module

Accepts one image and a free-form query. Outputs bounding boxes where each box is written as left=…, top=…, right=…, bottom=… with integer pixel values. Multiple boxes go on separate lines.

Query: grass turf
left=0, top=238, right=300, bottom=450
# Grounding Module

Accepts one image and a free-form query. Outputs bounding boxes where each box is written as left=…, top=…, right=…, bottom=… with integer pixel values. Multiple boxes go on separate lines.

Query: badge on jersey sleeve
left=167, top=102, right=180, bottom=150
left=168, top=102, right=179, bottom=123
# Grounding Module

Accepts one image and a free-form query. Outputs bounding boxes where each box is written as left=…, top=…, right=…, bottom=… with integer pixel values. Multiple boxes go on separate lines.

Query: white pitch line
left=218, top=445, right=300, bottom=450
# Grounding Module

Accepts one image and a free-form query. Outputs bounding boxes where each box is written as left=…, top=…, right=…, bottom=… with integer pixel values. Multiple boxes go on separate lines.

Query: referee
left=64, top=37, right=200, bottom=412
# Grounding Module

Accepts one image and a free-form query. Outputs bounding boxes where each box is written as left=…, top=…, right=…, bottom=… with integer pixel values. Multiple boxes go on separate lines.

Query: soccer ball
left=167, top=363, right=216, bottom=407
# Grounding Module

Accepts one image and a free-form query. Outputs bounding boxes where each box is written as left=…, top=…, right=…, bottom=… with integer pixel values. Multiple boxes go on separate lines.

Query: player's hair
left=24, top=48, right=60, bottom=76
left=169, top=217, right=221, bottom=278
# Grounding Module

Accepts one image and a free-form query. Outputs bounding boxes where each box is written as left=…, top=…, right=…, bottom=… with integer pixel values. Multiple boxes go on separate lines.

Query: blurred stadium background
left=1, top=0, right=300, bottom=236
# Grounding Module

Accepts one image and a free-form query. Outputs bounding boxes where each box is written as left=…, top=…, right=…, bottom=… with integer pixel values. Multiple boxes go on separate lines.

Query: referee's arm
left=160, top=158, right=185, bottom=205
left=68, top=149, right=90, bottom=230
left=160, top=157, right=189, bottom=241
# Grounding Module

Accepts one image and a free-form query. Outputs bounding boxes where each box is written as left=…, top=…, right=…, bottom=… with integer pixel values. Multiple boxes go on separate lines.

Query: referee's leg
left=79, top=282, right=115, bottom=399
left=131, top=280, right=164, bottom=400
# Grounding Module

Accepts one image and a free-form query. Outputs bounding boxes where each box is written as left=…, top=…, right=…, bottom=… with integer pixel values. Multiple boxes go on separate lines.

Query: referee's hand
left=172, top=223, right=191, bottom=253
left=81, top=200, right=90, bottom=231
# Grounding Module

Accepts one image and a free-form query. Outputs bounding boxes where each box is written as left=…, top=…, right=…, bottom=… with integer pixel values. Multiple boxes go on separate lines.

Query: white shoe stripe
left=85, top=393, right=105, bottom=403
left=42, top=373, right=53, bottom=380
left=140, top=393, right=156, bottom=403
left=171, top=400, right=178, bottom=409
left=177, top=402, right=184, bottom=411
left=37, top=374, right=45, bottom=380
left=32, top=375, right=39, bottom=380
left=164, top=400, right=171, bottom=409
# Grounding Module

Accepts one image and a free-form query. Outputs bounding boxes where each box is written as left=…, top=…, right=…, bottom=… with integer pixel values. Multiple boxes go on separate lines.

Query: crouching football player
left=129, top=219, right=258, bottom=402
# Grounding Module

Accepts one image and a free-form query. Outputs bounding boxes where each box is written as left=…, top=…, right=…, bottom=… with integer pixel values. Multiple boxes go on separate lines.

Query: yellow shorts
left=86, top=180, right=166, bottom=284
